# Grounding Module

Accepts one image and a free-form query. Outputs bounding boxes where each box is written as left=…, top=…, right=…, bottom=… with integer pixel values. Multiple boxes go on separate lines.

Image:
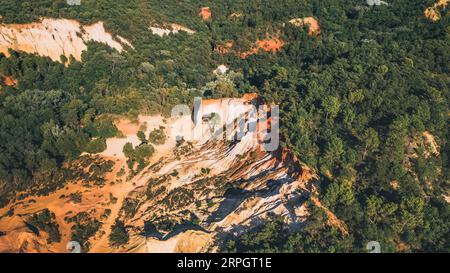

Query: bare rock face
left=199, top=7, right=212, bottom=20
left=289, top=17, right=321, bottom=36
left=424, top=0, right=449, bottom=21
left=149, top=24, right=196, bottom=37
left=0, top=94, right=318, bottom=253
left=109, top=94, right=316, bottom=252
left=0, top=18, right=132, bottom=63
left=240, top=38, right=285, bottom=59
left=366, top=0, right=388, bottom=6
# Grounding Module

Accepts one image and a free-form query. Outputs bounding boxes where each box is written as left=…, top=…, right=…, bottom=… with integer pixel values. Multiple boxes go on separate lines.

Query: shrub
left=84, top=137, right=107, bottom=154
left=27, top=209, right=61, bottom=244
left=110, top=219, right=129, bottom=246
left=148, top=127, right=166, bottom=145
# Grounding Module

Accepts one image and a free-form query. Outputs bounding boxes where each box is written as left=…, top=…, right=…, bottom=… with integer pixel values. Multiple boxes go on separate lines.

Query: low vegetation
left=109, top=219, right=129, bottom=247
left=66, top=211, right=102, bottom=251
left=123, top=142, right=155, bottom=171
left=27, top=209, right=61, bottom=244
left=148, top=127, right=166, bottom=145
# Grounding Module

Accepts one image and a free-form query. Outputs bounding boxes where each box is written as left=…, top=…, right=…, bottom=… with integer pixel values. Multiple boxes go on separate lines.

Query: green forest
left=0, top=0, right=448, bottom=252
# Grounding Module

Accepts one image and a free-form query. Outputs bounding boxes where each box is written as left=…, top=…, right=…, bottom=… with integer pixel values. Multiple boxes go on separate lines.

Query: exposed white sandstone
left=213, top=64, right=229, bottom=75
left=0, top=18, right=132, bottom=63
left=149, top=24, right=196, bottom=37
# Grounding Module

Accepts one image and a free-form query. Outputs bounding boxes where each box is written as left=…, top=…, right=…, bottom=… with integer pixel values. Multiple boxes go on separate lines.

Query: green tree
left=137, top=130, right=147, bottom=144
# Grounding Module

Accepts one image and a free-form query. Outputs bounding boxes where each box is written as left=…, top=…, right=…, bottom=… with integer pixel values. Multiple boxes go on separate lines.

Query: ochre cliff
left=0, top=18, right=132, bottom=63
left=0, top=94, right=322, bottom=253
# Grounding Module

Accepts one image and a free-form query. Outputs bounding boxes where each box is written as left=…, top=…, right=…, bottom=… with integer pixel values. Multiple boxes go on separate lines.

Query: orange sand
left=241, top=38, right=285, bottom=59
left=199, top=7, right=212, bottom=20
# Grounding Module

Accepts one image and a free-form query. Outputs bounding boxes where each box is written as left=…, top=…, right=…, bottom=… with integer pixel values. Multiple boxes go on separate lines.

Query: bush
left=85, top=119, right=119, bottom=138
left=69, top=192, right=82, bottom=203
left=148, top=127, right=166, bottom=145
left=66, top=211, right=101, bottom=251
left=110, top=219, right=129, bottom=247
left=134, top=144, right=155, bottom=159
left=84, top=138, right=107, bottom=154
left=27, top=209, right=61, bottom=244
left=137, top=130, right=147, bottom=143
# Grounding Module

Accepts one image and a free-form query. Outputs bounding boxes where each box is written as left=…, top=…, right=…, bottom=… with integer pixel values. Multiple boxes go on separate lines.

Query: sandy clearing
left=1, top=75, right=17, bottom=86
left=424, top=0, right=449, bottom=21
left=311, top=195, right=348, bottom=235
left=101, top=115, right=170, bottom=159
left=149, top=24, right=195, bottom=37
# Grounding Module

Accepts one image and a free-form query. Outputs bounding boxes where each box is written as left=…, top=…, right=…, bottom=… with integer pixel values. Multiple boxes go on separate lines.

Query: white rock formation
left=288, top=17, right=321, bottom=35
left=0, top=18, right=132, bottom=63
left=367, top=0, right=388, bottom=6
left=149, top=24, right=196, bottom=37
left=213, top=64, right=229, bottom=75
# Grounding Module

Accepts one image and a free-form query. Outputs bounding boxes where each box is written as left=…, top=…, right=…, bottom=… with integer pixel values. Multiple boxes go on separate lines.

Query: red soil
left=115, top=118, right=139, bottom=136
left=199, top=7, right=212, bottom=20
left=240, top=38, right=285, bottom=59
left=1, top=75, right=17, bottom=86
left=214, top=41, right=233, bottom=54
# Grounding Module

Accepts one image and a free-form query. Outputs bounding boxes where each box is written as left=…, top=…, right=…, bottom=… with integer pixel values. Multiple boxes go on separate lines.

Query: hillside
left=0, top=0, right=448, bottom=253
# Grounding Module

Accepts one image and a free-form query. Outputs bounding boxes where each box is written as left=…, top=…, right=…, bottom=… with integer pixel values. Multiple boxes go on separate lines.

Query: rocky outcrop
left=213, top=65, right=229, bottom=75
left=424, top=0, right=449, bottom=22
left=106, top=94, right=315, bottom=252
left=0, top=18, right=132, bottom=63
left=289, top=17, right=321, bottom=36
left=0, top=74, right=17, bottom=87
left=366, top=0, right=388, bottom=6
left=149, top=24, right=196, bottom=37
left=240, top=38, right=285, bottom=59
left=145, top=230, right=212, bottom=253
left=0, top=94, right=317, bottom=253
